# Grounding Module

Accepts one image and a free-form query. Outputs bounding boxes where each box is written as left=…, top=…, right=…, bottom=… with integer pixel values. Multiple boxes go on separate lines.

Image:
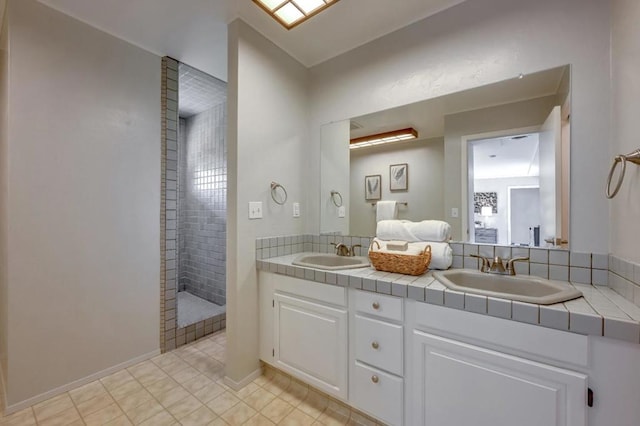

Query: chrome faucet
left=470, top=254, right=529, bottom=275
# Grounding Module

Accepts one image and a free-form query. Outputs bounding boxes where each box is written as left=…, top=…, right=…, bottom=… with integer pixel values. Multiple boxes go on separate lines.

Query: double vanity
left=257, top=247, right=640, bottom=426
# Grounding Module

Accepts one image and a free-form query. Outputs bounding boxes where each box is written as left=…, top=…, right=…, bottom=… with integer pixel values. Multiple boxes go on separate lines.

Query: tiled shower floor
left=0, top=330, right=385, bottom=425
left=177, top=291, right=226, bottom=328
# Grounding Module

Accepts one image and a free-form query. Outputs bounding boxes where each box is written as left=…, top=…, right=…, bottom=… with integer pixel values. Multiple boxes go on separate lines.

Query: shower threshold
left=177, top=291, right=226, bottom=328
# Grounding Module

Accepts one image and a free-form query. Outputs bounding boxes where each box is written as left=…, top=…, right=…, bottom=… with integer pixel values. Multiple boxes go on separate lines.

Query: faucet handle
left=506, top=257, right=530, bottom=275
left=350, top=244, right=362, bottom=257
left=470, top=254, right=490, bottom=272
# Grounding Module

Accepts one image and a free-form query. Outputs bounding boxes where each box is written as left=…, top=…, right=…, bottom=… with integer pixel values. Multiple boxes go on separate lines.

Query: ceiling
left=38, top=0, right=467, bottom=81
left=472, top=133, right=540, bottom=179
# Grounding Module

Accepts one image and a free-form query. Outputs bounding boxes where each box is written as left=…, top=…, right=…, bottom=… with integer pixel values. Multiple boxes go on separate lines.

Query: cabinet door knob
left=371, top=341, right=379, bottom=349
left=371, top=375, right=379, bottom=384
left=372, top=301, right=380, bottom=310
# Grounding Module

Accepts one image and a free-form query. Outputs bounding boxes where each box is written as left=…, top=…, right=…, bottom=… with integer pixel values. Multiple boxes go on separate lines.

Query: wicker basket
left=368, top=240, right=431, bottom=276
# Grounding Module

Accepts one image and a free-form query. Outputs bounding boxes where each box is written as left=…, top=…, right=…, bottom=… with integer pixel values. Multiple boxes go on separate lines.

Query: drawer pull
left=371, top=375, right=379, bottom=384
left=372, top=301, right=380, bottom=310
left=371, top=341, right=379, bottom=349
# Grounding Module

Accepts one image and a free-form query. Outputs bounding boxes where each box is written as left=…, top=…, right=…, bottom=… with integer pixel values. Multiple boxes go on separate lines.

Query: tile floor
left=0, top=331, right=384, bottom=425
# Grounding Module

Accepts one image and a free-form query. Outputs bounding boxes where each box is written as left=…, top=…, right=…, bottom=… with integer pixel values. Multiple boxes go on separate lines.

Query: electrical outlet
left=451, top=207, right=459, bottom=218
left=249, top=201, right=263, bottom=219
left=338, top=206, right=346, bottom=218
left=293, top=202, right=300, bottom=217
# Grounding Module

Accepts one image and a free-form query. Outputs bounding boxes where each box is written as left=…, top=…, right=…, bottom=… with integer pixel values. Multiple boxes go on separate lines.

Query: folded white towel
left=371, top=238, right=452, bottom=270
left=376, top=201, right=398, bottom=222
left=376, top=220, right=451, bottom=243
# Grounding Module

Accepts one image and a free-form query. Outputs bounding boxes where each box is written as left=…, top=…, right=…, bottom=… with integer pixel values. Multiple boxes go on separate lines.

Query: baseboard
left=0, top=361, right=7, bottom=415
left=4, top=349, right=160, bottom=415
left=223, top=367, right=262, bottom=391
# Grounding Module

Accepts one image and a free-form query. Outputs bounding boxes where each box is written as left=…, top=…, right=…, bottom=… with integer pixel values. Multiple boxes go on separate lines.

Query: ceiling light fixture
left=252, top=0, right=340, bottom=30
left=350, top=128, right=419, bottom=150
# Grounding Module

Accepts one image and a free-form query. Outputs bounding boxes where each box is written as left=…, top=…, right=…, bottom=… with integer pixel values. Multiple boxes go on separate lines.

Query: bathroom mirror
left=320, top=65, right=571, bottom=248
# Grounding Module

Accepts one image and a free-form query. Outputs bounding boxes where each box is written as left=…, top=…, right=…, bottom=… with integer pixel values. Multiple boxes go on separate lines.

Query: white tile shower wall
left=178, top=102, right=227, bottom=306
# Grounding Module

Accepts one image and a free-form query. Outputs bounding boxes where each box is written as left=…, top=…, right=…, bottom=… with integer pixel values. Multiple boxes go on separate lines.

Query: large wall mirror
left=320, top=65, right=571, bottom=249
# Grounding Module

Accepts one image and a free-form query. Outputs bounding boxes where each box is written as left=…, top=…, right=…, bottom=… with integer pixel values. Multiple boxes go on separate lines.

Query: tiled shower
left=176, top=63, right=227, bottom=327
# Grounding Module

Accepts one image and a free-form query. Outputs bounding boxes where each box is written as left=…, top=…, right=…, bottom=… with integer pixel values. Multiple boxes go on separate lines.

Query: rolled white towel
left=377, top=220, right=451, bottom=243
left=406, top=242, right=452, bottom=270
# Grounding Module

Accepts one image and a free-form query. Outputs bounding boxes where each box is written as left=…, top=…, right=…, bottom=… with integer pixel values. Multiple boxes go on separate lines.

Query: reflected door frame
left=461, top=125, right=541, bottom=244
left=507, top=185, right=540, bottom=246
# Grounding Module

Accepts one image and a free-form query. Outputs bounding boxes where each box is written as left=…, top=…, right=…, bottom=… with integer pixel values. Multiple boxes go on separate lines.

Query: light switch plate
left=451, top=207, right=459, bottom=218
left=338, top=206, right=346, bottom=218
left=249, top=201, right=263, bottom=219
left=293, top=202, right=300, bottom=217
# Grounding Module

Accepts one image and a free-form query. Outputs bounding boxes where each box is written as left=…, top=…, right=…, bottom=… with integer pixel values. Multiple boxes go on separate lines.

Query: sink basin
left=433, top=269, right=582, bottom=305
left=292, top=254, right=370, bottom=271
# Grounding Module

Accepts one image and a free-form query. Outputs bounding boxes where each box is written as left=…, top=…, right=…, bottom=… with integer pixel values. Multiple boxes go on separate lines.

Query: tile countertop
left=256, top=253, right=640, bottom=345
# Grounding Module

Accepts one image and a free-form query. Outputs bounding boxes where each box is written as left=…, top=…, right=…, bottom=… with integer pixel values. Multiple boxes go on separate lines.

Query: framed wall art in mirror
left=390, top=163, right=408, bottom=191
left=365, top=175, right=381, bottom=201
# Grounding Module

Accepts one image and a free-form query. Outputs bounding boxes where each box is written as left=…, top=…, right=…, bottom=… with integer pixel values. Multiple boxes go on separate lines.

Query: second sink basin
left=433, top=269, right=582, bottom=305
left=292, top=254, right=370, bottom=271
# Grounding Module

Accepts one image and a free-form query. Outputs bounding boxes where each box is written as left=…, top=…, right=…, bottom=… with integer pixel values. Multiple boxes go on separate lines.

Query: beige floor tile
left=192, top=381, right=226, bottom=404
left=69, top=380, right=108, bottom=404
left=251, top=375, right=271, bottom=388
left=0, top=407, right=36, bottom=426
left=346, top=411, right=378, bottom=426
left=76, top=392, right=115, bottom=418
left=37, top=406, right=81, bottom=426
left=123, top=398, right=165, bottom=424
left=114, top=389, right=155, bottom=413
left=181, top=374, right=213, bottom=394
left=206, top=392, right=240, bottom=416
left=242, top=414, right=275, bottom=426
left=219, top=401, right=256, bottom=426
left=103, top=415, right=134, bottom=426
left=279, top=380, right=308, bottom=407
left=101, top=370, right=136, bottom=392
left=155, top=386, right=191, bottom=409
left=170, top=366, right=201, bottom=385
left=316, top=407, right=350, bottom=426
left=129, top=362, right=168, bottom=386
left=206, top=418, right=229, bottom=426
left=191, top=357, right=223, bottom=375
left=167, top=395, right=203, bottom=420
left=261, top=374, right=289, bottom=397
left=326, top=400, right=350, bottom=418
left=241, top=388, right=276, bottom=412
left=160, top=360, right=192, bottom=377
left=82, top=402, right=124, bottom=426
left=145, top=376, right=180, bottom=398
left=228, top=382, right=259, bottom=400
left=260, top=398, right=293, bottom=424
left=177, top=406, right=218, bottom=426
left=110, top=379, right=144, bottom=401
left=279, top=408, right=316, bottom=426
left=297, top=390, right=329, bottom=420
left=137, top=410, right=177, bottom=426
left=32, top=393, right=74, bottom=422
left=151, top=353, right=181, bottom=369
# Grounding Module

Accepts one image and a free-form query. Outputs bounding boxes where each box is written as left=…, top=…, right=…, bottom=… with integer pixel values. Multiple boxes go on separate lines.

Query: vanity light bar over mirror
left=252, top=0, right=340, bottom=30
left=349, top=127, right=419, bottom=150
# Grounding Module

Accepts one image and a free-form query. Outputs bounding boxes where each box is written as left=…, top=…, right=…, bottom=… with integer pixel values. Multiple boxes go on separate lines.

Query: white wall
left=308, top=0, right=611, bottom=253
left=610, top=0, right=640, bottom=263
left=3, top=0, right=160, bottom=408
left=444, top=95, right=557, bottom=240
left=349, top=138, right=444, bottom=236
left=226, top=20, right=309, bottom=383
left=474, top=177, right=539, bottom=246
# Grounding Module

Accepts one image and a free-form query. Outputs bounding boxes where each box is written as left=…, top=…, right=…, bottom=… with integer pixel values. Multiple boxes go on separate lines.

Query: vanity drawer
left=351, top=361, right=403, bottom=426
left=354, top=290, right=403, bottom=322
left=355, top=314, right=403, bottom=376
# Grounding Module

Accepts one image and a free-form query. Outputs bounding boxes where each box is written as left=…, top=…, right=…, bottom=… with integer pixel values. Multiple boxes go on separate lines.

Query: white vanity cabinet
left=407, top=300, right=588, bottom=426
left=349, top=290, right=404, bottom=426
left=258, top=272, right=348, bottom=399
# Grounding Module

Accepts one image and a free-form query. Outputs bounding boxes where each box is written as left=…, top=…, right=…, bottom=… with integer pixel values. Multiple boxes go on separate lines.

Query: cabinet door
left=274, top=293, right=348, bottom=399
left=411, top=330, right=587, bottom=426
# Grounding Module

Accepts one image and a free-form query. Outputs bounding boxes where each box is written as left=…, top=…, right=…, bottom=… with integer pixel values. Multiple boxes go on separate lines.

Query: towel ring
left=330, top=190, right=343, bottom=207
left=606, top=149, right=640, bottom=199
left=270, top=181, right=288, bottom=205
